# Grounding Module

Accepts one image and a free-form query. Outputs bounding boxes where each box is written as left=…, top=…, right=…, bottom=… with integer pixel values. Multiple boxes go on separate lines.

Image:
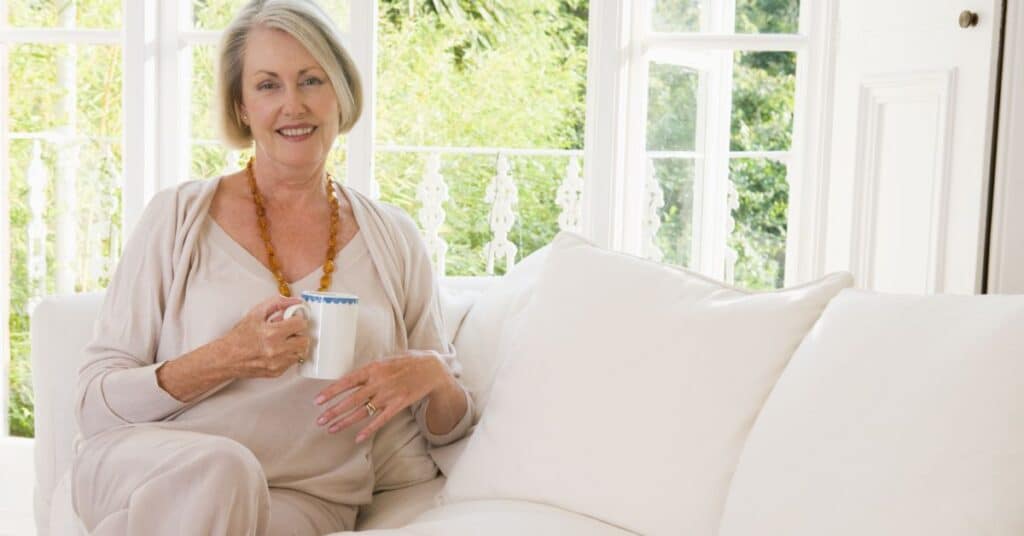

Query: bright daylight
left=2, top=0, right=1023, bottom=534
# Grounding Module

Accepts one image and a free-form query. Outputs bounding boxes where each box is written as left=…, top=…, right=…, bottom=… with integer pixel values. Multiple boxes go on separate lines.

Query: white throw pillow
left=718, top=289, right=1024, bottom=536
left=452, top=245, right=550, bottom=421
left=442, top=232, right=853, bottom=535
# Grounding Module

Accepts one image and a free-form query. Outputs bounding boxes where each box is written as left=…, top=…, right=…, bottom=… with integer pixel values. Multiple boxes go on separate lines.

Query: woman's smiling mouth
left=277, top=126, right=317, bottom=140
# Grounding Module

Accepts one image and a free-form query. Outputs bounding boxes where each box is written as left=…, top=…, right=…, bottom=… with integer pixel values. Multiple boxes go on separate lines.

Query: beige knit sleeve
left=75, top=188, right=188, bottom=439
left=390, top=209, right=474, bottom=446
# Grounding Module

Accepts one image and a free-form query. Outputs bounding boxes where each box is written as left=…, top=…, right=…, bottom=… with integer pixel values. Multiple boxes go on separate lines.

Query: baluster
left=27, top=141, right=49, bottom=311
left=416, top=153, right=449, bottom=275
left=484, top=154, right=518, bottom=274
left=556, top=155, right=583, bottom=233
left=642, top=159, right=665, bottom=262
left=724, top=179, right=740, bottom=284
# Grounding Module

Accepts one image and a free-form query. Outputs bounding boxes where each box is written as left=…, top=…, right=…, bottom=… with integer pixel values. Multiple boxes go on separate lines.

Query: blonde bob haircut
left=216, top=0, right=363, bottom=149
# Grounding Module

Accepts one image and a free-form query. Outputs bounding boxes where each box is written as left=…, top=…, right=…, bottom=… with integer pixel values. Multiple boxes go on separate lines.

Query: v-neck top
left=74, top=177, right=470, bottom=508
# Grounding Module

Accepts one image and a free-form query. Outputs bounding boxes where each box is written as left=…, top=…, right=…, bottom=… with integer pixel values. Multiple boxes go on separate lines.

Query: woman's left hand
left=314, top=350, right=455, bottom=443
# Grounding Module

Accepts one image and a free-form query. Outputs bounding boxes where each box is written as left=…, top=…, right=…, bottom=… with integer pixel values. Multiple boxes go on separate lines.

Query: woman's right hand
left=221, top=295, right=311, bottom=379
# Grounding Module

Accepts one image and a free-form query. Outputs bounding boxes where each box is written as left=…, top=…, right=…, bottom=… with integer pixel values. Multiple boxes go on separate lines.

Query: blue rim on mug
left=300, top=290, right=359, bottom=305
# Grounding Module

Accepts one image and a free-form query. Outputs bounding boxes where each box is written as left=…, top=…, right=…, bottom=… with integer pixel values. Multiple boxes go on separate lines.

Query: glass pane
left=9, top=0, right=122, bottom=29
left=647, top=62, right=700, bottom=151
left=728, top=158, right=788, bottom=289
left=651, top=0, right=704, bottom=32
left=192, top=0, right=350, bottom=32
left=191, top=45, right=217, bottom=140
left=376, top=4, right=587, bottom=150
left=8, top=43, right=124, bottom=436
left=731, top=51, right=795, bottom=152
left=10, top=44, right=123, bottom=137
left=736, top=0, right=800, bottom=34
left=653, top=158, right=697, bottom=268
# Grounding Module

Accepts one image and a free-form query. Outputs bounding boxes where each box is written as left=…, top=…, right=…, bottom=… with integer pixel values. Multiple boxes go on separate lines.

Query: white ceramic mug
left=280, top=291, right=359, bottom=379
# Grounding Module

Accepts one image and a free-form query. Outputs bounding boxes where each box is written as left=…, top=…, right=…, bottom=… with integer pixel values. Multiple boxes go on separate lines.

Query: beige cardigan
left=75, top=177, right=471, bottom=491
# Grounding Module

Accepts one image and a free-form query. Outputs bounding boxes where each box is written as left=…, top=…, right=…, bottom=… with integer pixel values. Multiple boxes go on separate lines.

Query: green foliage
left=730, top=51, right=794, bottom=289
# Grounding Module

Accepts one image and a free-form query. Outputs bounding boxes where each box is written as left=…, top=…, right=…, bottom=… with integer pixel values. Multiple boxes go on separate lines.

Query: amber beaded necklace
left=245, top=156, right=340, bottom=297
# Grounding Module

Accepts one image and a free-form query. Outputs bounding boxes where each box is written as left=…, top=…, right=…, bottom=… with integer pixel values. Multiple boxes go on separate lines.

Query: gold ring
left=365, top=400, right=377, bottom=417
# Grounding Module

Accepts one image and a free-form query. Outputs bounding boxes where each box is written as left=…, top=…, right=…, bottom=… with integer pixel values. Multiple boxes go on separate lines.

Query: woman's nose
left=282, top=85, right=307, bottom=116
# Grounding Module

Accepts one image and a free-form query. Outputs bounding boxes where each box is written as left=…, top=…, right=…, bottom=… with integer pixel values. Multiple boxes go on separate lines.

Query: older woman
left=70, top=1, right=472, bottom=534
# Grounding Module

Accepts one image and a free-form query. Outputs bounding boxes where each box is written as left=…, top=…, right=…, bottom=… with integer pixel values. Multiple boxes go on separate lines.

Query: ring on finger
left=365, top=400, right=378, bottom=417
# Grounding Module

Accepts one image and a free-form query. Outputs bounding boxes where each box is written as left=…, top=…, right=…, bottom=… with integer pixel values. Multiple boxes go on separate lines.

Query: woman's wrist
left=424, top=352, right=460, bottom=399
left=156, top=339, right=240, bottom=402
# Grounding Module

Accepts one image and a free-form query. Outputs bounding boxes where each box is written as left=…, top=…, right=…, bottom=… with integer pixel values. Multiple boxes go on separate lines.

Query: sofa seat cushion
left=338, top=499, right=634, bottom=535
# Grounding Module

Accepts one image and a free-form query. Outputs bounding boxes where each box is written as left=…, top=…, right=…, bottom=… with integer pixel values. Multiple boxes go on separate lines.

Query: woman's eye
left=302, top=77, right=323, bottom=86
left=257, top=81, right=277, bottom=90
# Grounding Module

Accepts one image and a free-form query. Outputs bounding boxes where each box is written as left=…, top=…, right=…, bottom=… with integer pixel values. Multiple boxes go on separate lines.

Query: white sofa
left=32, top=232, right=1024, bottom=535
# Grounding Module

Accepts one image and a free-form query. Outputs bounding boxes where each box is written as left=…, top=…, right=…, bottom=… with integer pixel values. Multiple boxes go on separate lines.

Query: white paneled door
left=824, top=1, right=1003, bottom=294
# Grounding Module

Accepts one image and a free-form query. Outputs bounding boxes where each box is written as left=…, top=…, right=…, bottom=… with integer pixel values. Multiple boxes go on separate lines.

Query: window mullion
left=702, top=1, right=736, bottom=280
left=345, top=0, right=378, bottom=197
left=581, top=0, right=634, bottom=251
left=785, top=0, right=839, bottom=285
left=619, top=1, right=654, bottom=257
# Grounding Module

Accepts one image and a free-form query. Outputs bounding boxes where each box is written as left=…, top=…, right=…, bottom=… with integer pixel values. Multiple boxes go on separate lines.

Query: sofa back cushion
left=31, top=293, right=104, bottom=535
left=718, top=289, right=1024, bottom=535
left=442, top=232, right=853, bottom=535
left=451, top=246, right=549, bottom=421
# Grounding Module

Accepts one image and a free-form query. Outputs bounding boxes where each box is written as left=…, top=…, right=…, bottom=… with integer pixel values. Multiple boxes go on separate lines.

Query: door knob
left=959, top=10, right=979, bottom=28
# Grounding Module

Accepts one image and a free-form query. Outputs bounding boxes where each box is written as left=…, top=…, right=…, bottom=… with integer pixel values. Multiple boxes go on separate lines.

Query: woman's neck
left=250, top=154, right=329, bottom=210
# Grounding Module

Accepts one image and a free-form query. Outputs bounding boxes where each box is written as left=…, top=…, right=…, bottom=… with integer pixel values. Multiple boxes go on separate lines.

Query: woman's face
left=239, top=26, right=340, bottom=172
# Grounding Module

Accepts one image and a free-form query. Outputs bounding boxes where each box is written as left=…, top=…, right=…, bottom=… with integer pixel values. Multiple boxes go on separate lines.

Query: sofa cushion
left=451, top=246, right=550, bottom=422
left=718, top=289, right=1024, bottom=535
left=336, top=499, right=635, bottom=535
left=31, top=292, right=105, bottom=535
left=442, top=232, right=853, bottom=535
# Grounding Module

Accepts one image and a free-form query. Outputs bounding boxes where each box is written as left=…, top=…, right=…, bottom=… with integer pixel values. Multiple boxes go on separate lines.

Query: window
left=584, top=0, right=830, bottom=290
left=2, top=0, right=125, bottom=437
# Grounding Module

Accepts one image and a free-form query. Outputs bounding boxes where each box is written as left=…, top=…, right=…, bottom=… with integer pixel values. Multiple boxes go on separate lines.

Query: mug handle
left=268, top=303, right=310, bottom=323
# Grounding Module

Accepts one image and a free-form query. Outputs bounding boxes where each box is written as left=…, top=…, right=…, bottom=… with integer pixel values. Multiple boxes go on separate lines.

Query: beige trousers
left=71, top=426, right=356, bottom=535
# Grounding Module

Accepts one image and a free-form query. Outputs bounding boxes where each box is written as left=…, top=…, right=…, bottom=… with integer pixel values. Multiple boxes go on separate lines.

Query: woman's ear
left=237, top=103, right=249, bottom=126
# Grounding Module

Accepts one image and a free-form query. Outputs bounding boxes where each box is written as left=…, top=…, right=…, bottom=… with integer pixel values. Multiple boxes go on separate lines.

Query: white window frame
left=582, top=0, right=838, bottom=285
